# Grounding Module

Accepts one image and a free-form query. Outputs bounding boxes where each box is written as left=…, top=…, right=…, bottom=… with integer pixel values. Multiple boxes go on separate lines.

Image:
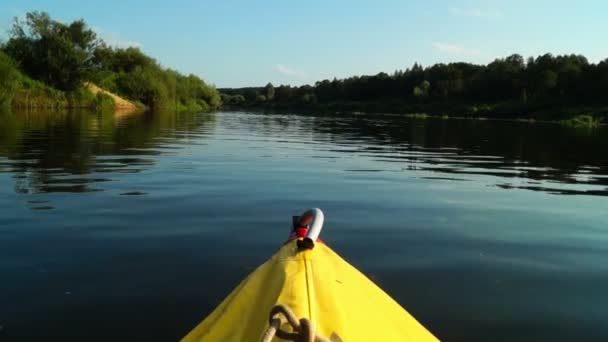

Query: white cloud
left=274, top=64, right=308, bottom=79
left=93, top=26, right=142, bottom=48
left=451, top=7, right=502, bottom=18
left=433, top=42, right=480, bottom=55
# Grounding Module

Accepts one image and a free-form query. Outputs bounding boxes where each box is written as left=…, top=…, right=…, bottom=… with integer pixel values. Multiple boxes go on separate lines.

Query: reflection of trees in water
left=307, top=114, right=608, bottom=195
left=207, top=113, right=608, bottom=189
left=3, top=109, right=606, bottom=197
left=0, top=108, right=216, bottom=195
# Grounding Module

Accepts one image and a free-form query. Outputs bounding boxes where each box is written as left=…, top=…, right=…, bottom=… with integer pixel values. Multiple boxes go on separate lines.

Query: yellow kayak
left=183, top=208, right=438, bottom=341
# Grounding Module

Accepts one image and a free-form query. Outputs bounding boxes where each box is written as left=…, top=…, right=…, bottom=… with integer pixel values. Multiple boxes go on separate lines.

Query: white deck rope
left=260, top=304, right=342, bottom=342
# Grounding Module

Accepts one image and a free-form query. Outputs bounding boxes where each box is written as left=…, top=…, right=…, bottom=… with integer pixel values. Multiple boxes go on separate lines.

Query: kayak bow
left=182, top=208, right=438, bottom=341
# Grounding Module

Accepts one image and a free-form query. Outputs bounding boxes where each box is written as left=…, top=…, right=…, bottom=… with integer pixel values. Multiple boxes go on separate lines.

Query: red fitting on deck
left=294, top=226, right=308, bottom=238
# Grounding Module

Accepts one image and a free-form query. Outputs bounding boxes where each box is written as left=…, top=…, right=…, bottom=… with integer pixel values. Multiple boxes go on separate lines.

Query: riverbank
left=2, top=48, right=215, bottom=114
left=1, top=12, right=220, bottom=114
left=84, top=82, right=138, bottom=112
left=220, top=53, right=608, bottom=128
left=223, top=99, right=608, bottom=128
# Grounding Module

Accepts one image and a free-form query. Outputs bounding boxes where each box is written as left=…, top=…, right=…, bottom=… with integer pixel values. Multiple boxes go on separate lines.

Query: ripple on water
left=0, top=111, right=607, bottom=341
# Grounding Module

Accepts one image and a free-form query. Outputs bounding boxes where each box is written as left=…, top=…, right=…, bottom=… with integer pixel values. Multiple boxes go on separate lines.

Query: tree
left=4, top=11, right=99, bottom=91
left=256, top=94, right=267, bottom=102
left=243, top=88, right=259, bottom=103
left=300, top=93, right=316, bottom=104
left=217, top=52, right=608, bottom=119
left=274, top=85, right=294, bottom=102
left=220, top=94, right=246, bottom=105
left=116, top=65, right=169, bottom=108
left=95, top=46, right=155, bottom=73
left=539, top=70, right=558, bottom=94
left=264, top=82, right=275, bottom=101
left=413, top=80, right=430, bottom=99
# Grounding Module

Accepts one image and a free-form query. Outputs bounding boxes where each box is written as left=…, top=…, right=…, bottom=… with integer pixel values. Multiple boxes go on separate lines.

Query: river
left=0, top=109, right=607, bottom=341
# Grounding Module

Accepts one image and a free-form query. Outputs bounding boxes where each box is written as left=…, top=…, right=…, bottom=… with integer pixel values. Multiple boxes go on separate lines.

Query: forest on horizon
left=221, top=53, right=608, bottom=123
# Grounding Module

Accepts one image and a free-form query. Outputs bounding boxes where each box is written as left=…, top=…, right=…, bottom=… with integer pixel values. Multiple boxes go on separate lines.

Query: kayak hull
left=183, top=240, right=438, bottom=341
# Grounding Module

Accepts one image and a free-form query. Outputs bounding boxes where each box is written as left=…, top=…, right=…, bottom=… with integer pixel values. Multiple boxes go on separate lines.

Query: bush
left=90, top=69, right=119, bottom=93
left=0, top=51, right=21, bottom=106
left=116, top=66, right=171, bottom=109
left=11, top=76, right=68, bottom=108
left=2, top=11, right=220, bottom=113
left=405, top=113, right=429, bottom=119
left=560, top=114, right=601, bottom=128
left=66, top=86, right=97, bottom=107
left=95, top=92, right=115, bottom=111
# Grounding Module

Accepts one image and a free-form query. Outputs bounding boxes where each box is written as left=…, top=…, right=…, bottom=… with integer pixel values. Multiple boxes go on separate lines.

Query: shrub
left=0, top=51, right=21, bottom=106
left=560, top=114, right=601, bottom=128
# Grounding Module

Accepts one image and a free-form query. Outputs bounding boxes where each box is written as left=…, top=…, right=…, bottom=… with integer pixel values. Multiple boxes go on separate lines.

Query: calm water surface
left=0, top=110, right=607, bottom=341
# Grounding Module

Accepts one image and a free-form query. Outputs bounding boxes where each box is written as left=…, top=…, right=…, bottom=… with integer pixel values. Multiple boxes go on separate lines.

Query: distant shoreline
left=222, top=101, right=606, bottom=128
left=220, top=53, right=608, bottom=129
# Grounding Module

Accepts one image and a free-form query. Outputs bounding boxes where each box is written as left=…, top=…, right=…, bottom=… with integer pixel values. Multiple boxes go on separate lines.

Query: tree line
left=221, top=54, right=608, bottom=121
left=0, top=11, right=220, bottom=111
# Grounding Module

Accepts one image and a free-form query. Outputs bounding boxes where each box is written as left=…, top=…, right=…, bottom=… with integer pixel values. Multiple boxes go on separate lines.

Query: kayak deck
left=182, top=239, right=438, bottom=341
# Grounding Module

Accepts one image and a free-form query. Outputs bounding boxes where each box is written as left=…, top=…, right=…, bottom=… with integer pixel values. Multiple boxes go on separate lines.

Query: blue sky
left=1, top=0, right=607, bottom=88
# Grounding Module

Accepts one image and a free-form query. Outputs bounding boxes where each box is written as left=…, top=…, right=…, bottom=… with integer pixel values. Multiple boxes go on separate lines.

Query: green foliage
left=92, top=45, right=155, bottom=73
left=221, top=93, right=246, bottom=105
left=12, top=78, right=68, bottom=108
left=115, top=65, right=169, bottom=108
left=176, top=98, right=210, bottom=113
left=94, top=92, right=115, bottom=111
left=0, top=51, right=21, bottom=106
left=65, top=86, right=97, bottom=107
left=264, top=82, right=275, bottom=100
left=413, top=80, right=430, bottom=98
left=560, top=114, right=602, bottom=128
left=300, top=93, right=317, bottom=104
left=466, top=104, right=492, bottom=116
left=1, top=51, right=109, bottom=110
left=92, top=48, right=220, bottom=111
left=256, top=94, right=267, bottom=102
left=405, top=113, right=429, bottom=119
left=1, top=11, right=219, bottom=113
left=222, top=52, right=608, bottom=120
left=243, top=88, right=260, bottom=103
left=4, top=11, right=99, bottom=91
left=11, top=80, right=108, bottom=109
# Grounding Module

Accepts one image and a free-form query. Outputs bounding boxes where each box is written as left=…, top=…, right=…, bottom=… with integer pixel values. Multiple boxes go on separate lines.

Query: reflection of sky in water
left=0, top=111, right=607, bottom=341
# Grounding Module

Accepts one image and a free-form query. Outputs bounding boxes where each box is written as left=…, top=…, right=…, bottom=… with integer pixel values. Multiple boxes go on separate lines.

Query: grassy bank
left=1, top=51, right=113, bottom=111
left=1, top=12, right=220, bottom=113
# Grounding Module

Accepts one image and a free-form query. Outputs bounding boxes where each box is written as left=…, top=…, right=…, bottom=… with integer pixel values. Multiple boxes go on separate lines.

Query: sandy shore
left=84, top=82, right=137, bottom=111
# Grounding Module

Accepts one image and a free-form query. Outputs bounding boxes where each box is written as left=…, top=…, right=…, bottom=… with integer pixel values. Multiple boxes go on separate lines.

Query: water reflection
left=1, top=110, right=607, bottom=203
left=202, top=112, right=608, bottom=197
left=308, top=115, right=608, bottom=196
left=0, top=108, right=216, bottom=197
